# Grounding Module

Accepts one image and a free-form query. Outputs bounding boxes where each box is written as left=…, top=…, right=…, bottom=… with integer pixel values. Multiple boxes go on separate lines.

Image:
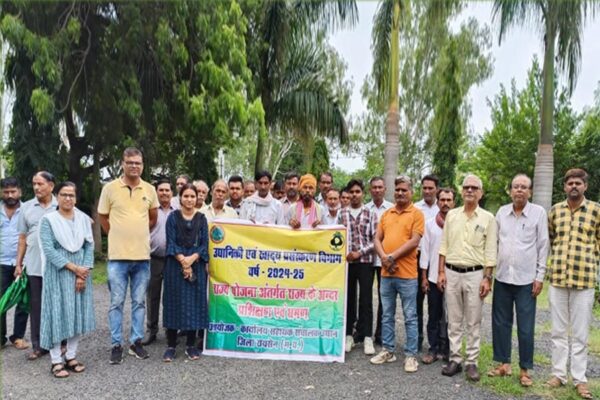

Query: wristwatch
left=387, top=255, right=394, bottom=264
left=483, top=274, right=493, bottom=282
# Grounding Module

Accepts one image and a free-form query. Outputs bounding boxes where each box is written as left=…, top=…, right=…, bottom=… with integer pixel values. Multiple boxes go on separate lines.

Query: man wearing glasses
left=488, top=174, right=548, bottom=387
left=437, top=174, right=497, bottom=382
left=98, top=147, right=159, bottom=364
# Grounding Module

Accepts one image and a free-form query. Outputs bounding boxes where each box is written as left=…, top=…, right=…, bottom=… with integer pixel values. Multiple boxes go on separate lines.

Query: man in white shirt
left=365, top=176, right=393, bottom=346
left=287, top=174, right=322, bottom=229
left=240, top=171, right=284, bottom=225
left=321, top=188, right=341, bottom=225
left=201, top=179, right=238, bottom=222
left=415, top=174, right=440, bottom=352
left=419, top=188, right=455, bottom=364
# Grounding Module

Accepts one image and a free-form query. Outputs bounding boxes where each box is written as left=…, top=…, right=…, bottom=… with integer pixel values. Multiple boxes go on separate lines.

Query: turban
left=299, top=174, right=317, bottom=189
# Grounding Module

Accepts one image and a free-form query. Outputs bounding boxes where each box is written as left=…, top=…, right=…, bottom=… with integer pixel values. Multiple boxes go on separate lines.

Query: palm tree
left=251, top=1, right=357, bottom=173
left=371, top=0, right=458, bottom=199
left=493, top=0, right=599, bottom=210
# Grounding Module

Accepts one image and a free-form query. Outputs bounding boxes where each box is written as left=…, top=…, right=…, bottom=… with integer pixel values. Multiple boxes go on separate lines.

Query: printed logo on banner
left=210, top=225, right=225, bottom=244
left=329, top=231, right=344, bottom=251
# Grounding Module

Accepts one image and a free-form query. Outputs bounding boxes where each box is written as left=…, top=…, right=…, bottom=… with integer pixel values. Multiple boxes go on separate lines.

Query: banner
left=204, top=220, right=347, bottom=362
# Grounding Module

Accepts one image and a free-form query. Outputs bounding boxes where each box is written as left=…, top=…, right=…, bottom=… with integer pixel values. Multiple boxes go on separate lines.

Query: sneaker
left=163, top=347, right=176, bottom=362
left=345, top=335, right=354, bottom=353
left=110, top=345, right=124, bottom=364
left=185, top=346, right=201, bottom=361
left=128, top=340, right=149, bottom=359
left=404, top=356, right=419, bottom=373
left=370, top=350, right=397, bottom=365
left=363, top=337, right=376, bottom=355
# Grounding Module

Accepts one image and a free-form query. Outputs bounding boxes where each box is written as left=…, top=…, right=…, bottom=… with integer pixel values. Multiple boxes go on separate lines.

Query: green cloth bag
left=0, top=268, right=30, bottom=314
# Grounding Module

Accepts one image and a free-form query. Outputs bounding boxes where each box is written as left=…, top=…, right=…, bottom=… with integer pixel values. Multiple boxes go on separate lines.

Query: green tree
left=462, top=60, right=579, bottom=211
left=245, top=1, right=356, bottom=174
left=492, top=0, right=599, bottom=210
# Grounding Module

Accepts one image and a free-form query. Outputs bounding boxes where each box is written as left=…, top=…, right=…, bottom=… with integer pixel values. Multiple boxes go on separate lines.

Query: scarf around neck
left=295, top=199, right=318, bottom=226
left=435, top=212, right=446, bottom=229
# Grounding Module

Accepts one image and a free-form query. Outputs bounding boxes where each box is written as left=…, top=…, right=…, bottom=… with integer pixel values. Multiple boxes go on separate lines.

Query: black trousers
left=146, top=256, right=166, bottom=336
left=374, top=267, right=383, bottom=341
left=416, top=251, right=425, bottom=351
left=346, top=263, right=374, bottom=341
left=29, top=275, right=43, bottom=351
left=166, top=329, right=196, bottom=348
left=0, top=266, right=28, bottom=345
left=426, top=282, right=449, bottom=356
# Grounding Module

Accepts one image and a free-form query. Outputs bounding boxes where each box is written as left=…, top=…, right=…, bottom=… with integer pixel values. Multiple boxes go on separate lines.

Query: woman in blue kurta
left=39, top=182, right=95, bottom=378
left=163, top=183, right=209, bottom=362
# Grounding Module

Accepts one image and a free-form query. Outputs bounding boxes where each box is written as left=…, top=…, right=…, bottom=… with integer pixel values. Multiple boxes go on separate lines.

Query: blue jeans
left=381, top=277, right=418, bottom=356
left=108, top=260, right=150, bottom=346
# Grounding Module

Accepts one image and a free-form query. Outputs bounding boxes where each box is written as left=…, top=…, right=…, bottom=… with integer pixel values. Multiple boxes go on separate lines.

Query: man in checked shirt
left=337, top=179, right=378, bottom=355
left=546, top=169, right=600, bottom=400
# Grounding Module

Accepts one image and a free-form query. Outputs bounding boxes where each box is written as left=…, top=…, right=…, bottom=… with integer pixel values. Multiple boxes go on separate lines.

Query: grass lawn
left=92, top=260, right=107, bottom=285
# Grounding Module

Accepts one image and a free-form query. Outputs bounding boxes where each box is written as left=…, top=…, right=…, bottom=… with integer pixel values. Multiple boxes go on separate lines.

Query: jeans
left=0, top=265, right=28, bottom=345
left=108, top=260, right=150, bottom=346
left=492, top=280, right=536, bottom=369
left=381, top=277, right=418, bottom=356
left=346, top=263, right=374, bottom=341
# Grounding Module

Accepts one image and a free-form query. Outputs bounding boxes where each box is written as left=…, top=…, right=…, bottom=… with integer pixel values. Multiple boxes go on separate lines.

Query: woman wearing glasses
left=39, top=182, right=95, bottom=378
left=162, top=183, right=209, bottom=362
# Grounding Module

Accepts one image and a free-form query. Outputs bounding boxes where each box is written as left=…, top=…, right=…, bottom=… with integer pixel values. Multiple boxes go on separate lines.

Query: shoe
left=185, top=346, right=201, bottom=360
left=345, top=335, right=354, bottom=353
left=465, top=364, right=480, bottom=382
left=519, top=369, right=533, bottom=387
left=441, top=361, right=462, bottom=376
left=370, top=350, right=397, bottom=365
left=163, top=347, right=176, bottom=362
left=546, top=376, right=565, bottom=388
left=487, top=363, right=512, bottom=377
left=11, top=338, right=30, bottom=350
left=110, top=345, right=124, bottom=365
left=141, top=334, right=156, bottom=346
left=422, top=352, right=436, bottom=364
left=363, top=337, right=376, bottom=355
left=128, top=340, right=149, bottom=359
left=404, top=356, right=419, bottom=373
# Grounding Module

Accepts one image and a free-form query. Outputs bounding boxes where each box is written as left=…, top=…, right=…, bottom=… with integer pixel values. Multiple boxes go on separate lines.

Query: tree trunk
left=91, top=150, right=102, bottom=254
left=533, top=17, right=556, bottom=210
left=383, top=0, right=402, bottom=201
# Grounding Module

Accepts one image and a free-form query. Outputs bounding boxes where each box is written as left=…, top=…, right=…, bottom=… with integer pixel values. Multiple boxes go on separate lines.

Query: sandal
left=51, top=363, right=70, bottom=378
left=12, top=338, right=30, bottom=350
left=28, top=349, right=49, bottom=361
left=576, top=383, right=593, bottom=399
left=65, top=358, right=85, bottom=373
left=519, top=370, right=533, bottom=387
left=546, top=376, right=565, bottom=388
left=487, top=364, right=512, bottom=377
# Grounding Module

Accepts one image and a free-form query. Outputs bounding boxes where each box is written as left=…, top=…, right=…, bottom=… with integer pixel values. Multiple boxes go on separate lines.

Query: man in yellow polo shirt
left=437, top=174, right=497, bottom=382
left=98, top=147, right=159, bottom=364
left=370, top=176, right=424, bottom=373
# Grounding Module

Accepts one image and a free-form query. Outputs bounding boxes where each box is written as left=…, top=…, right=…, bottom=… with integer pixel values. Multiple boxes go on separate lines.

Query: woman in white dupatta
left=38, top=182, right=95, bottom=378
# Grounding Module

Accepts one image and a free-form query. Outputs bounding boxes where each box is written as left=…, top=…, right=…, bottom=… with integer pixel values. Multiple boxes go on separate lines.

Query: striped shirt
left=548, top=199, right=600, bottom=289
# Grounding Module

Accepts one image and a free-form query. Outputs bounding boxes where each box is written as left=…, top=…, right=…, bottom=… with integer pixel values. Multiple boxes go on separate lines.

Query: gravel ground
left=1, top=284, right=597, bottom=400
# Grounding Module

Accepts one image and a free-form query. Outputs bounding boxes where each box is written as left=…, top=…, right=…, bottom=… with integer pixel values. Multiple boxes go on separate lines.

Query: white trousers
left=549, top=286, right=594, bottom=385
left=50, top=336, right=80, bottom=364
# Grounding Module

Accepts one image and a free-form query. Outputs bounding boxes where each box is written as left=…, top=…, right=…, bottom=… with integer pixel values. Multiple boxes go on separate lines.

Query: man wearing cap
left=287, top=174, right=322, bottom=229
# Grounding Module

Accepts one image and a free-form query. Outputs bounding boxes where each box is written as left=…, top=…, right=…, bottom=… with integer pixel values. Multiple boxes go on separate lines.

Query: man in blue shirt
left=0, top=177, right=29, bottom=350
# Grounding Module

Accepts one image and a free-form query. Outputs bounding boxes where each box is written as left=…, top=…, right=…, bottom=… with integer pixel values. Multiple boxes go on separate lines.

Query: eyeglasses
left=462, top=185, right=480, bottom=191
left=124, top=161, right=142, bottom=166
left=58, top=193, right=76, bottom=199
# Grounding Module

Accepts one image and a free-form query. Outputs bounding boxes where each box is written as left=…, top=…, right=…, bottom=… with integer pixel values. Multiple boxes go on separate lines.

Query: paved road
left=0, top=284, right=585, bottom=400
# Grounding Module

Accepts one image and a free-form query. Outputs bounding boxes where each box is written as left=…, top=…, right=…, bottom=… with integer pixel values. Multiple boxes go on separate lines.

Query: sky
left=329, top=1, right=600, bottom=172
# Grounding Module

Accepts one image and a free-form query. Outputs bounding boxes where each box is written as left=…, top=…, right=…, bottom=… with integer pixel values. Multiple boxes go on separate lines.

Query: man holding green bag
left=0, top=177, right=29, bottom=350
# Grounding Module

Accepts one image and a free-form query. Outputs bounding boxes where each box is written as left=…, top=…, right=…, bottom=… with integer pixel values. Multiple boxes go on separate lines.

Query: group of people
left=0, top=146, right=598, bottom=400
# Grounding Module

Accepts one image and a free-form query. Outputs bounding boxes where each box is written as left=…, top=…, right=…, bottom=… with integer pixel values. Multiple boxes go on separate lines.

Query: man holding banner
left=286, top=174, right=322, bottom=229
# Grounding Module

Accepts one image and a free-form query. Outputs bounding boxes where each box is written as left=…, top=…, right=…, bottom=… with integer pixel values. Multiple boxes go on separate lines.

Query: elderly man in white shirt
left=419, top=188, right=455, bottom=364
left=487, top=174, right=548, bottom=387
